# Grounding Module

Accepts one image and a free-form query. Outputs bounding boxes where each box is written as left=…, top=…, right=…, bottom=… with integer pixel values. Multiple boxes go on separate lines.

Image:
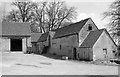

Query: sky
left=63, top=0, right=115, bottom=29
left=67, top=1, right=112, bottom=29
left=0, top=0, right=115, bottom=29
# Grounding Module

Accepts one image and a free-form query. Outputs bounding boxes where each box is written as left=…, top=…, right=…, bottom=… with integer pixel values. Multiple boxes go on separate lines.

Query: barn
left=49, top=18, right=98, bottom=59
left=78, top=29, right=117, bottom=61
left=47, top=18, right=117, bottom=61
left=0, top=21, right=31, bottom=53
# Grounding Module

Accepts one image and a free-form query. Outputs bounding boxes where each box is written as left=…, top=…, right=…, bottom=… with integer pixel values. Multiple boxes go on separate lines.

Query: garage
left=10, top=39, right=22, bottom=51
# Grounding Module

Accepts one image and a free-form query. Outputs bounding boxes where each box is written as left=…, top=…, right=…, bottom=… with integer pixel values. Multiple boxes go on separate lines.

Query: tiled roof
left=38, top=32, right=49, bottom=42
left=1, top=21, right=31, bottom=36
left=80, top=29, right=104, bottom=48
left=53, top=18, right=90, bottom=39
left=31, top=33, right=42, bottom=43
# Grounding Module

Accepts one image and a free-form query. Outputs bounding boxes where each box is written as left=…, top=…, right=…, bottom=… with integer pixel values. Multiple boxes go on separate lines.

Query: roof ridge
left=52, top=18, right=90, bottom=31
left=53, top=18, right=91, bottom=39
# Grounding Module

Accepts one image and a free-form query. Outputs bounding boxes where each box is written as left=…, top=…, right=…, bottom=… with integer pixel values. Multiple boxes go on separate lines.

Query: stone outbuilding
left=31, top=33, right=42, bottom=54
left=49, top=18, right=98, bottom=59
left=37, top=32, right=50, bottom=54
left=78, top=29, right=117, bottom=61
left=0, top=21, right=31, bottom=53
left=45, top=18, right=118, bottom=61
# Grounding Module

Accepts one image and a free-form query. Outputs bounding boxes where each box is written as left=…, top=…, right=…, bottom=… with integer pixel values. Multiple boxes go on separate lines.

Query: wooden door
left=73, top=48, right=77, bottom=59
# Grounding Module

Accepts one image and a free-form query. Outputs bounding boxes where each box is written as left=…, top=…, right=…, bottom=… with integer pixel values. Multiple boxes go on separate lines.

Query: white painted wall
left=22, top=37, right=27, bottom=53
left=22, top=37, right=31, bottom=53
left=0, top=37, right=10, bottom=51
left=27, top=37, right=32, bottom=47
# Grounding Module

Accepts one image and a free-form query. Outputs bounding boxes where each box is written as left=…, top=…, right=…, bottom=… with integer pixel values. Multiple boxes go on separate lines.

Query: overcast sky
left=64, top=0, right=115, bottom=29
left=0, top=0, right=115, bottom=29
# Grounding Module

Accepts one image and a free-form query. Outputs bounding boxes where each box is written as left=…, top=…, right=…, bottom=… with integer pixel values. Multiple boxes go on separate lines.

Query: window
left=103, top=48, right=107, bottom=58
left=103, top=48, right=107, bottom=54
left=112, top=50, right=116, bottom=53
left=88, top=26, right=92, bottom=30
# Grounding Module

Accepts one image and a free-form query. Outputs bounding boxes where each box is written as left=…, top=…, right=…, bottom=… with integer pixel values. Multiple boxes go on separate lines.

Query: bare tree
left=4, top=0, right=37, bottom=22
left=31, top=1, right=77, bottom=33
left=32, top=2, right=47, bottom=33
left=45, top=1, right=77, bottom=31
left=4, top=0, right=77, bottom=33
left=4, top=10, right=20, bottom=22
left=103, top=0, right=120, bottom=45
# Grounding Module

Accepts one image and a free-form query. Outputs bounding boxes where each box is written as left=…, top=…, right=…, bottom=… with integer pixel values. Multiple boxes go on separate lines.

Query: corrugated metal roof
left=1, top=21, right=31, bottom=36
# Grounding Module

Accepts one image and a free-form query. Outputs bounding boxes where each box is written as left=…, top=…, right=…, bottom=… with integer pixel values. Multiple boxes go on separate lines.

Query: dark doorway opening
left=41, top=46, right=49, bottom=54
left=73, top=48, right=77, bottom=59
left=11, top=39, right=22, bottom=51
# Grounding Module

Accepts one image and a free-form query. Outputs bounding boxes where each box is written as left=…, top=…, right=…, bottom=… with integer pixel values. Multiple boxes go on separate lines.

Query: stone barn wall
left=78, top=19, right=98, bottom=46
left=50, top=34, right=78, bottom=58
left=93, top=31, right=117, bottom=60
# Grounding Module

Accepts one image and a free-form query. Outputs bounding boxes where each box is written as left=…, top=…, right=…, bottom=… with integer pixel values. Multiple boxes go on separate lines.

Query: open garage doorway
left=11, top=39, right=22, bottom=51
